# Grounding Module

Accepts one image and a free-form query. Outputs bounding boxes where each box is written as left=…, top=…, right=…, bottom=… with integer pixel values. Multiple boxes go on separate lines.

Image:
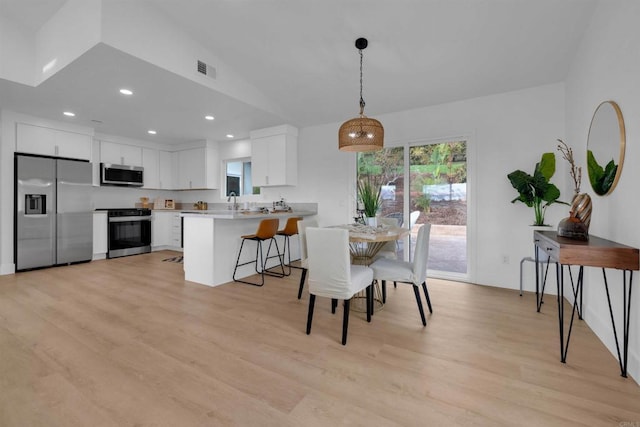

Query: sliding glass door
left=357, top=140, right=468, bottom=276
left=409, top=141, right=467, bottom=274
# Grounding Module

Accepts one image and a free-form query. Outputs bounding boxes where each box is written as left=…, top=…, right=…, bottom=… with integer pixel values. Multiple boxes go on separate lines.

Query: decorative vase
left=366, top=216, right=377, bottom=227
left=571, top=193, right=592, bottom=229
left=557, top=193, right=592, bottom=240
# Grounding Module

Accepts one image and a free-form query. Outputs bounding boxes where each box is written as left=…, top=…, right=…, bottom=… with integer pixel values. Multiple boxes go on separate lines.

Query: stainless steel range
left=102, top=208, right=152, bottom=258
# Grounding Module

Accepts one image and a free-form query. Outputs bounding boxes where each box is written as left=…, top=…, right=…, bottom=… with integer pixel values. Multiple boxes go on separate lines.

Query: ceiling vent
left=197, top=60, right=216, bottom=79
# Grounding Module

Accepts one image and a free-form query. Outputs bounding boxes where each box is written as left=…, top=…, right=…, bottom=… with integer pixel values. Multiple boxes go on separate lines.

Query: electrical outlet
left=502, top=255, right=510, bottom=264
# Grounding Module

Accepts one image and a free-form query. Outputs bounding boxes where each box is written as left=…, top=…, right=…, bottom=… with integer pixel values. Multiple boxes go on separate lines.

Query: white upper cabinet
left=250, top=125, right=298, bottom=187
left=142, top=147, right=159, bottom=189
left=177, top=148, right=205, bottom=189
left=16, top=123, right=92, bottom=161
left=158, top=150, right=176, bottom=190
left=100, top=140, right=143, bottom=166
left=176, top=142, right=219, bottom=190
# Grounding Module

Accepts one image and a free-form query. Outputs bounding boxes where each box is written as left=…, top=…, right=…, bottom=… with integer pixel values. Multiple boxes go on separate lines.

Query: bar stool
left=276, top=216, right=303, bottom=276
left=233, top=218, right=285, bottom=286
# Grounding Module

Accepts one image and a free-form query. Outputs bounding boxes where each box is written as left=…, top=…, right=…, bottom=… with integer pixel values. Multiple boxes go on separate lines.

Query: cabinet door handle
left=266, top=175, right=269, bottom=185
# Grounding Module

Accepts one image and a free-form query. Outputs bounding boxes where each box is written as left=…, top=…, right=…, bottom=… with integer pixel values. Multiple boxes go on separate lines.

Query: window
left=357, top=140, right=468, bottom=276
left=225, top=159, right=259, bottom=196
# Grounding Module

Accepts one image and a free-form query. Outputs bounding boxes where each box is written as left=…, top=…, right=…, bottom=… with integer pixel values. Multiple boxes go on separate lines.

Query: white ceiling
left=0, top=0, right=597, bottom=145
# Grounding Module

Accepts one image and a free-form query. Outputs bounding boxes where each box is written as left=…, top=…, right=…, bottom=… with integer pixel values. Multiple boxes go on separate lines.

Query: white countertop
left=180, top=209, right=316, bottom=220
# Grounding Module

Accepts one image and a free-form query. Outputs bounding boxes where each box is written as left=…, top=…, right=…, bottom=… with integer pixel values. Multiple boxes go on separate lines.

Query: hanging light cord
left=359, top=48, right=365, bottom=115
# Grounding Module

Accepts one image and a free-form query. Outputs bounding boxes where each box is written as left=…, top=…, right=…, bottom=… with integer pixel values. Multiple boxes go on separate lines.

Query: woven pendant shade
left=339, top=37, right=383, bottom=152
left=338, top=115, right=384, bottom=152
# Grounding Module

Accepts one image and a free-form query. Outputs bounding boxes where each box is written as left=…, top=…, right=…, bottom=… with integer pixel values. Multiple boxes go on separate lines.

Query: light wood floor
left=1, top=250, right=639, bottom=426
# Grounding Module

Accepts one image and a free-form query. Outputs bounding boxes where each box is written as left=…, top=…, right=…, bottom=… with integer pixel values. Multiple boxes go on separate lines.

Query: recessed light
left=205, top=115, right=215, bottom=121
left=226, top=134, right=234, bottom=138
left=119, top=88, right=133, bottom=95
left=63, top=111, right=75, bottom=117
left=148, top=130, right=157, bottom=135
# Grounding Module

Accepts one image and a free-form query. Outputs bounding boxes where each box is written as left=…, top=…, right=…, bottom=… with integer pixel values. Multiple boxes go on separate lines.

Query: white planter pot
left=366, top=216, right=377, bottom=227
left=531, top=225, right=552, bottom=261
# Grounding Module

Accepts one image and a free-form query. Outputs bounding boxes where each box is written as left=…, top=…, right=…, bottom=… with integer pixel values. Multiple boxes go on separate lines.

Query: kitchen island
left=181, top=209, right=316, bottom=287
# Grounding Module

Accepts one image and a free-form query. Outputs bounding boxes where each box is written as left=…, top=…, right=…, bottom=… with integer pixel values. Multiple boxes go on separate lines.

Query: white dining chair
left=296, top=219, right=317, bottom=299
left=369, top=223, right=432, bottom=326
left=375, top=217, right=399, bottom=261
left=305, top=227, right=374, bottom=345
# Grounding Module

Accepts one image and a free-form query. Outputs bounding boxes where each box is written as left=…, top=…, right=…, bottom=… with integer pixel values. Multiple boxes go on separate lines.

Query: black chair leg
left=366, top=284, right=372, bottom=322
left=393, top=282, right=397, bottom=288
left=422, top=282, right=433, bottom=313
left=297, top=268, right=307, bottom=299
left=369, top=283, right=374, bottom=315
left=280, top=235, right=292, bottom=276
left=233, top=238, right=266, bottom=287
left=306, top=294, right=316, bottom=334
left=381, top=280, right=386, bottom=303
left=232, top=239, right=247, bottom=280
left=341, top=299, right=350, bottom=345
left=263, top=238, right=285, bottom=278
left=331, top=298, right=338, bottom=314
left=413, top=285, right=427, bottom=326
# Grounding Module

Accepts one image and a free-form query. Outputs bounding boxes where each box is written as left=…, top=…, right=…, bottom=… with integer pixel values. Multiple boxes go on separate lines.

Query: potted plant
left=507, top=152, right=567, bottom=226
left=357, top=179, right=381, bottom=226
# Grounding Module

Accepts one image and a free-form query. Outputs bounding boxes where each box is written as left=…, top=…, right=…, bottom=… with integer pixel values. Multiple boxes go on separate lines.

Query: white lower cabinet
left=171, top=212, right=182, bottom=248
left=93, top=212, right=108, bottom=259
left=152, top=211, right=182, bottom=251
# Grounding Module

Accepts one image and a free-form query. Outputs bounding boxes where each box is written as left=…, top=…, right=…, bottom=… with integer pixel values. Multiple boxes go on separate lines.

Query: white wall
left=34, top=0, right=101, bottom=85
left=267, top=83, right=566, bottom=289
left=565, top=0, right=640, bottom=382
left=0, top=11, right=35, bottom=85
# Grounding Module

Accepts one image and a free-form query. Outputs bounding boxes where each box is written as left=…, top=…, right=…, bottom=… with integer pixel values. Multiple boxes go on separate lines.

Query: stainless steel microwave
left=100, top=163, right=144, bottom=187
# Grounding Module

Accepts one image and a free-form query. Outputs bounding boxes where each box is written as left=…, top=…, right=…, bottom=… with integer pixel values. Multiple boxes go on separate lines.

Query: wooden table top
left=330, top=224, right=409, bottom=243
left=534, top=230, right=639, bottom=270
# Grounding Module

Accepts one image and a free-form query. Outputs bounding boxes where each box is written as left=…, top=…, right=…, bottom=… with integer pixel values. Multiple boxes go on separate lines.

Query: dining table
left=329, top=223, right=410, bottom=312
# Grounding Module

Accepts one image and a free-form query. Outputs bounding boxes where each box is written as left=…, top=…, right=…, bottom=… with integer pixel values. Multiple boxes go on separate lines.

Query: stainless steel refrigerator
left=15, top=154, right=93, bottom=270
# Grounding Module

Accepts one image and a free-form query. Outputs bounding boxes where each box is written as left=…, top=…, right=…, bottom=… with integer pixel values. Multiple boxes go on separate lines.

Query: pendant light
left=338, top=37, right=384, bottom=152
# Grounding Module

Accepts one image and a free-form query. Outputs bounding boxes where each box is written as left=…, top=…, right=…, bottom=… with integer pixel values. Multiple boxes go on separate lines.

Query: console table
left=534, top=230, right=639, bottom=377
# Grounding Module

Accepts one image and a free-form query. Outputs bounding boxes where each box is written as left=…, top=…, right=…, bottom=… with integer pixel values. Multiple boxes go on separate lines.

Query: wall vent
left=197, top=60, right=216, bottom=79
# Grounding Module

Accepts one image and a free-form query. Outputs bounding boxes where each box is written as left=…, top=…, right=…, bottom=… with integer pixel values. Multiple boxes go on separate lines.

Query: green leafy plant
left=507, top=152, right=567, bottom=226
left=587, top=150, right=617, bottom=195
left=357, top=179, right=381, bottom=217
left=415, top=193, right=431, bottom=212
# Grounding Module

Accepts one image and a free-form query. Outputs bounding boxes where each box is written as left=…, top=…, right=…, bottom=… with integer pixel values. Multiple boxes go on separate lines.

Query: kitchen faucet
left=227, top=192, right=239, bottom=210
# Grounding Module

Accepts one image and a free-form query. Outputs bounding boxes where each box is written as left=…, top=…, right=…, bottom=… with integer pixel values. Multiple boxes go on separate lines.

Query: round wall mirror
left=586, top=100, right=626, bottom=196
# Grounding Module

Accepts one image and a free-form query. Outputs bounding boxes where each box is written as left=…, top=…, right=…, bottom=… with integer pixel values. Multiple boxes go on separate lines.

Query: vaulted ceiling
left=0, top=0, right=597, bottom=145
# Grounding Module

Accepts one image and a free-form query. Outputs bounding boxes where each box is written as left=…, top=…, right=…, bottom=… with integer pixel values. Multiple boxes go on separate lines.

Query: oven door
left=108, top=216, right=151, bottom=258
